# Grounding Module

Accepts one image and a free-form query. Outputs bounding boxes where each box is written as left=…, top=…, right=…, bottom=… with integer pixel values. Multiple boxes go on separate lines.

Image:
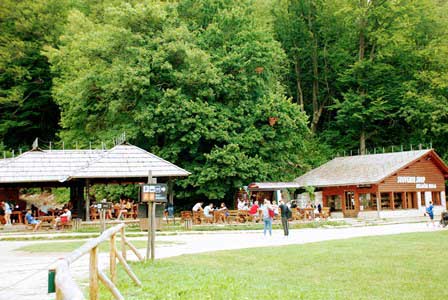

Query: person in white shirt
left=192, top=202, right=203, bottom=212
left=1, top=201, right=12, bottom=226
left=55, top=208, right=72, bottom=229
left=40, top=202, right=51, bottom=216
left=237, top=198, right=246, bottom=210
left=203, top=203, right=214, bottom=221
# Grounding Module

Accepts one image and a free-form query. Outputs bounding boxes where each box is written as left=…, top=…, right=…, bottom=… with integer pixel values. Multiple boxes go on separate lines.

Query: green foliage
left=91, top=184, right=139, bottom=202
left=0, top=0, right=84, bottom=149
left=45, top=0, right=314, bottom=201
left=52, top=188, right=70, bottom=204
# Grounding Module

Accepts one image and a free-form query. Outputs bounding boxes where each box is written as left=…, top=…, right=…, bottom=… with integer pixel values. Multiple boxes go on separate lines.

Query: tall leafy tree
left=46, top=0, right=314, bottom=201
left=0, top=0, right=79, bottom=149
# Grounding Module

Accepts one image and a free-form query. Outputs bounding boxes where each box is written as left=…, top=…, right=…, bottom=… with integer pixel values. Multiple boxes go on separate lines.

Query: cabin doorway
left=344, top=191, right=358, bottom=217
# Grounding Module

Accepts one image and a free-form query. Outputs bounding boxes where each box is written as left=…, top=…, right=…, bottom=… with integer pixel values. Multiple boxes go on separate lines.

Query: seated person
left=40, top=202, right=51, bottom=216
left=192, top=202, right=204, bottom=212
left=237, top=198, right=248, bottom=210
left=218, top=202, right=229, bottom=222
left=249, top=200, right=260, bottom=220
left=54, top=208, right=72, bottom=229
left=25, top=209, right=41, bottom=232
left=203, top=203, right=214, bottom=221
left=116, top=199, right=128, bottom=220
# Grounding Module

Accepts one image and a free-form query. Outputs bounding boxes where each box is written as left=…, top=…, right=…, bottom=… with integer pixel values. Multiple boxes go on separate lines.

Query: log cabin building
left=294, top=149, right=448, bottom=218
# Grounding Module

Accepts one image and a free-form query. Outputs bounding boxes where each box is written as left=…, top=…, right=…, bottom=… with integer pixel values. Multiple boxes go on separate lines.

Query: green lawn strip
left=103, top=231, right=448, bottom=300
left=15, top=240, right=181, bottom=253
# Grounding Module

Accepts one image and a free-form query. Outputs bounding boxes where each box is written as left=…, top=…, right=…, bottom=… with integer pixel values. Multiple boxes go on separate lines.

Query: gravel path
left=0, top=222, right=442, bottom=300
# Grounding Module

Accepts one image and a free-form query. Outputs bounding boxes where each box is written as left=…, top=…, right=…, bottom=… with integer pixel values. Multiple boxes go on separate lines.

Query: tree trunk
left=309, top=0, right=320, bottom=133
left=360, top=130, right=366, bottom=155
left=294, top=58, right=304, bottom=111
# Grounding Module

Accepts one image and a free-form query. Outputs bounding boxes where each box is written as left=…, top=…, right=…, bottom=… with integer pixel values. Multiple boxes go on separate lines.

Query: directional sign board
left=142, top=183, right=168, bottom=203
left=97, top=202, right=112, bottom=210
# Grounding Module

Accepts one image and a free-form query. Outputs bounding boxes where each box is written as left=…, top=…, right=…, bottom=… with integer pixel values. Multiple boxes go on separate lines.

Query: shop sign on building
left=396, top=176, right=436, bottom=189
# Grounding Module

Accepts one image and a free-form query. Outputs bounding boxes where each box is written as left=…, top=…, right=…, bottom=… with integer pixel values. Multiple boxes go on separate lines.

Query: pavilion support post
left=86, top=179, right=90, bottom=221
left=70, top=182, right=86, bottom=220
left=168, top=177, right=174, bottom=205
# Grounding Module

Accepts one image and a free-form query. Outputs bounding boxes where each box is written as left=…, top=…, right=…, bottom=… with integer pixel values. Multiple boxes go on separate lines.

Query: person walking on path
left=261, top=199, right=273, bottom=236
left=279, top=200, right=290, bottom=237
left=425, top=201, right=435, bottom=227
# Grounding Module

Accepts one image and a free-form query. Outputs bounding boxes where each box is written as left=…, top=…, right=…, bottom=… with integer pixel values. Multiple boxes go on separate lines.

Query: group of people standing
left=259, top=199, right=292, bottom=237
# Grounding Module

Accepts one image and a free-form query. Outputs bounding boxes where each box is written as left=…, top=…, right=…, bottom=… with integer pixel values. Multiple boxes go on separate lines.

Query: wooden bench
left=192, top=211, right=204, bottom=224
left=227, top=210, right=240, bottom=223
left=291, top=208, right=303, bottom=221
left=37, top=216, right=56, bottom=230
left=180, top=211, right=192, bottom=221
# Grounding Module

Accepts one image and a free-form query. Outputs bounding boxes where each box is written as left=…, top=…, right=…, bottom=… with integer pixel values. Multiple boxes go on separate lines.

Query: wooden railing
left=55, top=223, right=144, bottom=300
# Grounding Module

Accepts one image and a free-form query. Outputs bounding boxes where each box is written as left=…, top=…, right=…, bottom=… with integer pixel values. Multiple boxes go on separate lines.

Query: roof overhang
left=248, top=182, right=302, bottom=191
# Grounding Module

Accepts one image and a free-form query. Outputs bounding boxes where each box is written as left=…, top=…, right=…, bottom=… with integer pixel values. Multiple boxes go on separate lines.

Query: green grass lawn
left=103, top=231, right=448, bottom=300
left=15, top=240, right=180, bottom=253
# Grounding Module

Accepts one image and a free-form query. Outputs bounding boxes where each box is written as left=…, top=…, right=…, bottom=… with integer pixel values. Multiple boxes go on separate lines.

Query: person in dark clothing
left=279, top=200, right=290, bottom=236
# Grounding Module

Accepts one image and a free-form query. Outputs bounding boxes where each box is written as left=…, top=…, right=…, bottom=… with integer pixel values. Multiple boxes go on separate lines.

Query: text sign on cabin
left=396, top=176, right=437, bottom=189
left=142, top=184, right=168, bottom=203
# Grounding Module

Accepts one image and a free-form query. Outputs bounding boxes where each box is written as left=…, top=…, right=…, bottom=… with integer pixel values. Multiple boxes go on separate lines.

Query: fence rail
left=54, top=223, right=143, bottom=300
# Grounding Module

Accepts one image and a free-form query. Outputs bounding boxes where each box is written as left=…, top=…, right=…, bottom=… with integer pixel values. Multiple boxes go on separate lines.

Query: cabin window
left=381, top=193, right=391, bottom=209
left=432, top=192, right=441, bottom=206
left=359, top=193, right=376, bottom=210
left=327, top=195, right=342, bottom=212
left=394, top=193, right=403, bottom=209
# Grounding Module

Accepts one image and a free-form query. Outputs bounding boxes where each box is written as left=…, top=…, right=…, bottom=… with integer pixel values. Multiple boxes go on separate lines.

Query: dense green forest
left=1, top=0, right=447, bottom=202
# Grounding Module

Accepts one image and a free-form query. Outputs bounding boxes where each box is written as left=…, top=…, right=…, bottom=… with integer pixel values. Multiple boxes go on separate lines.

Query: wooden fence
left=54, top=223, right=144, bottom=300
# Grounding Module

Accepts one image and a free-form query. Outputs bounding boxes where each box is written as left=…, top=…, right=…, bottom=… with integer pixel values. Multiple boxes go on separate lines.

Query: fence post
left=90, top=246, right=99, bottom=300
left=56, top=285, right=63, bottom=300
left=110, top=233, right=117, bottom=284
left=120, top=226, right=126, bottom=261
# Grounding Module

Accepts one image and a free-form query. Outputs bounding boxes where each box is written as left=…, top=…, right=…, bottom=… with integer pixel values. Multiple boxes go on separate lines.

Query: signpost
left=97, top=200, right=112, bottom=233
left=142, top=172, right=167, bottom=262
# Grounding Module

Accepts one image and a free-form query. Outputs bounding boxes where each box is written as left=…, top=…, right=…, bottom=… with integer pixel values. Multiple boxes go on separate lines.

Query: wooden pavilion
left=0, top=142, right=190, bottom=220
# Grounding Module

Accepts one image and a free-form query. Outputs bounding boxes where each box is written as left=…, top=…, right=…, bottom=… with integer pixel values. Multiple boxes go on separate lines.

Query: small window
left=359, top=193, right=377, bottom=210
